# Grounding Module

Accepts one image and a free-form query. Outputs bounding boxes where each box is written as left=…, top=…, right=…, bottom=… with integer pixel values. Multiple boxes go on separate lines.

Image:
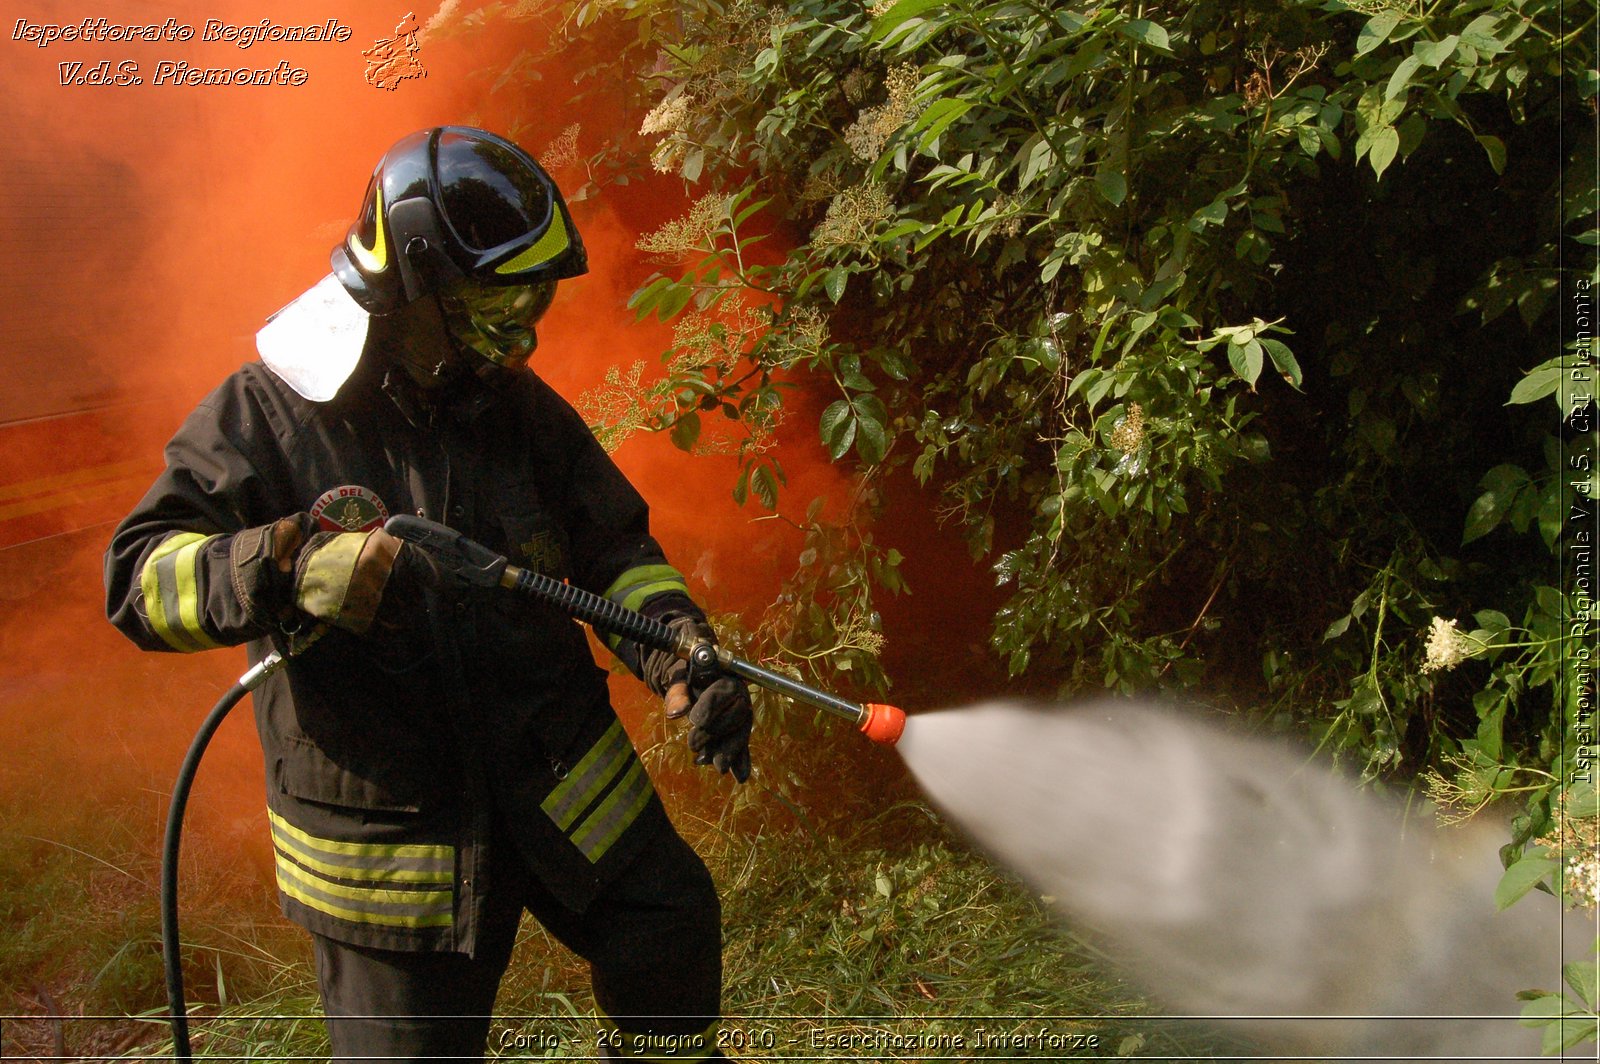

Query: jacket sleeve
left=533, top=377, right=703, bottom=677
left=104, top=385, right=290, bottom=653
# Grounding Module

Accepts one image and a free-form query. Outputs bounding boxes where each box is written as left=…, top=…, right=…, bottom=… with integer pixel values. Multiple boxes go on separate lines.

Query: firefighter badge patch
left=311, top=485, right=390, bottom=533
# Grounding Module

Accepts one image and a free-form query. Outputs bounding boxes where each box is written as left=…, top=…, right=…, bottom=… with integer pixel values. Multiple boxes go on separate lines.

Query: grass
left=0, top=796, right=311, bottom=1061
left=3, top=779, right=1234, bottom=1060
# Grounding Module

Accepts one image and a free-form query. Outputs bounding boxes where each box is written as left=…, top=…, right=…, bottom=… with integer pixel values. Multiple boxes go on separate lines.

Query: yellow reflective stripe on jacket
left=274, top=866, right=454, bottom=929
left=267, top=809, right=452, bottom=865
left=541, top=722, right=654, bottom=864
left=268, top=810, right=456, bottom=929
left=570, top=759, right=653, bottom=864
left=542, top=721, right=632, bottom=830
left=268, top=811, right=453, bottom=884
left=140, top=532, right=222, bottom=652
left=602, top=563, right=688, bottom=612
left=600, top=564, right=688, bottom=648
left=597, top=1014, right=719, bottom=1061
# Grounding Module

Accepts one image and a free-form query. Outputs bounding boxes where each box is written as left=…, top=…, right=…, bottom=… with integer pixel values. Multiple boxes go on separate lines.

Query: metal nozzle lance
left=386, top=515, right=914, bottom=748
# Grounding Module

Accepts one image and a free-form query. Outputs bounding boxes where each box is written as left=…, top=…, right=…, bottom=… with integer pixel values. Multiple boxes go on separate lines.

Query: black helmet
left=332, top=126, right=588, bottom=314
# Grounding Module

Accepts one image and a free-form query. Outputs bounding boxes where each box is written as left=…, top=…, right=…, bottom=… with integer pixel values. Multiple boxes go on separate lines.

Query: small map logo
left=362, top=12, right=425, bottom=91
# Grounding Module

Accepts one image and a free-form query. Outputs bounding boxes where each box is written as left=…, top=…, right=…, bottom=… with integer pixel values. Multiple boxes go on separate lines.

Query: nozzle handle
left=387, top=517, right=909, bottom=744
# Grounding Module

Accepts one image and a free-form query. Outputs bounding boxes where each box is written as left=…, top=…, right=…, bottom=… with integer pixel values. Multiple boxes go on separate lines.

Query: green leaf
left=1476, top=134, right=1506, bottom=175
left=1228, top=338, right=1264, bottom=385
left=1537, top=1010, right=1598, bottom=1055
left=1356, top=10, right=1404, bottom=56
left=657, top=281, right=694, bottom=322
left=1386, top=55, right=1422, bottom=100
left=680, top=148, right=704, bottom=183
left=1017, top=134, right=1055, bottom=192
left=855, top=408, right=888, bottom=463
left=1462, top=464, right=1530, bottom=544
left=1397, top=113, right=1427, bottom=158
left=868, top=0, right=943, bottom=41
left=1096, top=167, right=1127, bottom=207
left=1494, top=855, right=1557, bottom=910
left=825, top=267, right=849, bottom=304
left=913, top=98, right=972, bottom=151
left=627, top=275, right=672, bottom=320
left=1261, top=338, right=1303, bottom=389
left=1459, top=14, right=1505, bottom=56
left=819, top=399, right=853, bottom=457
left=1415, top=34, right=1459, bottom=68
left=1191, top=198, right=1229, bottom=229
left=1472, top=609, right=1512, bottom=634
left=1119, top=19, right=1171, bottom=51
left=670, top=411, right=701, bottom=451
left=1368, top=125, right=1400, bottom=180
left=751, top=463, right=779, bottom=509
left=1508, top=359, right=1562, bottom=405
left=1565, top=958, right=1599, bottom=1010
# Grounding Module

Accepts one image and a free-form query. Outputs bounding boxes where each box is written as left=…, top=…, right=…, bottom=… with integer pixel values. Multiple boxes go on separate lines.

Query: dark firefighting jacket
left=104, top=355, right=693, bottom=955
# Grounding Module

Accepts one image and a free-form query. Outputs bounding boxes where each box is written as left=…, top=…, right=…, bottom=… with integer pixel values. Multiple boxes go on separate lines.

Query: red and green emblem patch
left=310, top=485, right=390, bottom=533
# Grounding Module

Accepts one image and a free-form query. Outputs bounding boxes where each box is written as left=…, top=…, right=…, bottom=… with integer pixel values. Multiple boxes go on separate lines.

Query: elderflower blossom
left=1110, top=403, right=1145, bottom=454
left=1566, top=855, right=1600, bottom=910
left=641, top=93, right=692, bottom=137
left=813, top=183, right=894, bottom=248
left=1420, top=617, right=1477, bottom=674
left=577, top=362, right=653, bottom=453
left=637, top=195, right=725, bottom=256
left=540, top=124, right=581, bottom=168
left=422, top=0, right=461, bottom=35
left=843, top=64, right=924, bottom=160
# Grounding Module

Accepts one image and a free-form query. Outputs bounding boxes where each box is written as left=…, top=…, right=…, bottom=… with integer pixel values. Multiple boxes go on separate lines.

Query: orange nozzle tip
left=859, top=702, right=907, bottom=744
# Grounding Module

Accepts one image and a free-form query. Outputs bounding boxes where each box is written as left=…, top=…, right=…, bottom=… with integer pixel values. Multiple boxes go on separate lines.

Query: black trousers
left=311, top=822, right=723, bottom=1062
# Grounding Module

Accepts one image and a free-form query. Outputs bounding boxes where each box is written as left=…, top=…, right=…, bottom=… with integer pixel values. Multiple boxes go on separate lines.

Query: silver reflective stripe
left=140, top=532, right=222, bottom=652
left=269, top=811, right=452, bottom=884
left=275, top=862, right=454, bottom=929
left=570, top=759, right=654, bottom=864
left=267, top=809, right=455, bottom=930
left=540, top=722, right=656, bottom=865
left=541, top=721, right=631, bottom=830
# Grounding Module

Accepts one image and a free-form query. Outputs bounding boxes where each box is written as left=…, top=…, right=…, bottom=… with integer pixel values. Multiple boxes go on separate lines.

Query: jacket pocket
left=274, top=735, right=424, bottom=814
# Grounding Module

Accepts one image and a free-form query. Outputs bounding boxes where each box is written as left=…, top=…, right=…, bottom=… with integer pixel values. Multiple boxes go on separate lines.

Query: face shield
left=438, top=278, right=557, bottom=372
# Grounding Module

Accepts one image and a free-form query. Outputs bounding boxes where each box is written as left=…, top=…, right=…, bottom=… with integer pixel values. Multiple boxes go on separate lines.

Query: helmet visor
left=440, top=279, right=556, bottom=369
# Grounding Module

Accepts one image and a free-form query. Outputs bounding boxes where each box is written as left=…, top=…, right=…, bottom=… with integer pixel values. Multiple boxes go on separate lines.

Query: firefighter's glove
left=291, top=528, right=412, bottom=635
left=232, top=514, right=417, bottom=636
left=680, top=676, right=753, bottom=783
left=651, top=617, right=753, bottom=783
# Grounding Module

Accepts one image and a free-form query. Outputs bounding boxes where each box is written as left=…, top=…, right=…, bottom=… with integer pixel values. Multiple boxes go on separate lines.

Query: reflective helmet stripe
left=348, top=186, right=388, bottom=273
left=493, top=204, right=570, bottom=275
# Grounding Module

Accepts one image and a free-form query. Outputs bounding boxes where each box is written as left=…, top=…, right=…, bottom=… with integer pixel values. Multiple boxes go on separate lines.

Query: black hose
left=161, top=678, right=252, bottom=1062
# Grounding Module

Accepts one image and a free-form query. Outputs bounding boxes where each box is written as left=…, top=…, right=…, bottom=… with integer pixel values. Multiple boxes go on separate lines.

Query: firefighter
left=104, top=127, right=752, bottom=1063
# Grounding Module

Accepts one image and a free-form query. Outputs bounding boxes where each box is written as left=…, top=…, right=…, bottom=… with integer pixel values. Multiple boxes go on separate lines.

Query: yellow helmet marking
left=348, top=186, right=388, bottom=273
left=494, top=205, right=569, bottom=275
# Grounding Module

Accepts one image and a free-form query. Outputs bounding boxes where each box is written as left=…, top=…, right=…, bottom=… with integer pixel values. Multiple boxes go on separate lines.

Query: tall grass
left=4, top=790, right=1235, bottom=1060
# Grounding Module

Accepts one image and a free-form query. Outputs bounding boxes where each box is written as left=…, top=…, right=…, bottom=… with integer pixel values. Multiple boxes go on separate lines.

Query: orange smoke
left=0, top=0, right=853, bottom=891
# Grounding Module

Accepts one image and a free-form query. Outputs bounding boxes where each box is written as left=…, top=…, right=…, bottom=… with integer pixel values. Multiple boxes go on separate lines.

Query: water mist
left=900, top=700, right=1589, bottom=1061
